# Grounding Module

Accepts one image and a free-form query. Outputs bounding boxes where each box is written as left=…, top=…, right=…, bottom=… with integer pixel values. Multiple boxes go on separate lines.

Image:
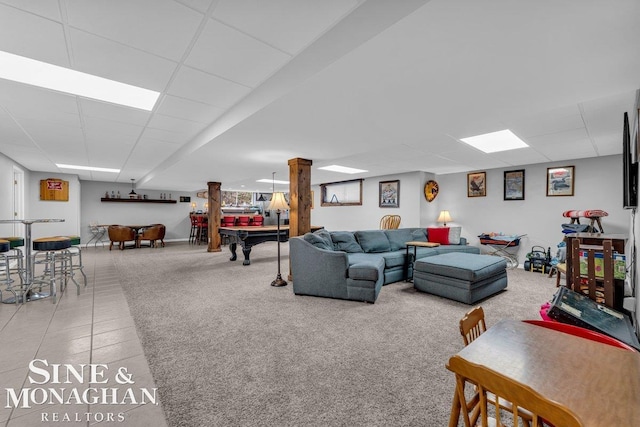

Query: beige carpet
left=110, top=242, right=558, bottom=427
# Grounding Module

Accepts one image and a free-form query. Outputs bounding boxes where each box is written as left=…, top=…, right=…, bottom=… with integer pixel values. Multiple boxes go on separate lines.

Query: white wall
left=311, top=171, right=429, bottom=230
left=437, top=155, right=629, bottom=265
left=26, top=172, right=82, bottom=240
left=80, top=180, right=200, bottom=243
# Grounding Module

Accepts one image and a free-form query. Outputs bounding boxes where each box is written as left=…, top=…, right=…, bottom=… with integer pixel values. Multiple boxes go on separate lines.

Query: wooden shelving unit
left=565, top=233, right=627, bottom=311
left=100, top=198, right=176, bottom=204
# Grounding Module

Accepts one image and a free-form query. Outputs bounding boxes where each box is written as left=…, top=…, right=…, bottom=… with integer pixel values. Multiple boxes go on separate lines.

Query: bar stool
left=0, top=239, right=18, bottom=304
left=0, top=236, right=26, bottom=283
left=189, top=215, right=198, bottom=244
left=194, top=215, right=208, bottom=245
left=31, top=237, right=72, bottom=304
left=59, top=235, right=87, bottom=291
left=0, top=237, right=27, bottom=304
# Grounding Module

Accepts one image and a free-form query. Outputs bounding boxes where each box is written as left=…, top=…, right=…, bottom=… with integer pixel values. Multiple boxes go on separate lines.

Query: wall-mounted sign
left=40, top=178, right=69, bottom=201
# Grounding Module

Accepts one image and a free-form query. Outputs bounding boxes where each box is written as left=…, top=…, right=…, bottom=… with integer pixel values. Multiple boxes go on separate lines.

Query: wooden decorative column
left=288, top=158, right=312, bottom=281
left=207, top=181, right=221, bottom=252
left=288, top=158, right=313, bottom=238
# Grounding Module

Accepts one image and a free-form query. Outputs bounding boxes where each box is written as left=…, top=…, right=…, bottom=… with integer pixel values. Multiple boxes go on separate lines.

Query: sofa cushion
left=381, top=250, right=406, bottom=268
left=348, top=259, right=384, bottom=281
left=303, top=229, right=334, bottom=250
left=448, top=226, right=462, bottom=245
left=427, top=227, right=450, bottom=245
left=355, top=230, right=391, bottom=253
left=330, top=231, right=363, bottom=253
left=384, top=228, right=415, bottom=250
left=410, top=228, right=428, bottom=242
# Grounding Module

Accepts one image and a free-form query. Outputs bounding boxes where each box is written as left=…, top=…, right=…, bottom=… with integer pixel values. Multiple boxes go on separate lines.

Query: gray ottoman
left=413, top=253, right=507, bottom=304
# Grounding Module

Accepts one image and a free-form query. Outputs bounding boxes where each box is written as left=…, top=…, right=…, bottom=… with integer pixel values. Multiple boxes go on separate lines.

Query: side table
left=405, top=241, right=440, bottom=282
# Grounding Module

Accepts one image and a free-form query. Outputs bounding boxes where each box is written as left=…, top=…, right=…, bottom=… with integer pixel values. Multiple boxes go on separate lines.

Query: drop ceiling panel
left=0, top=0, right=62, bottom=20
left=0, top=113, right=33, bottom=146
left=17, top=120, right=84, bottom=148
left=86, top=140, right=134, bottom=162
left=50, top=150, right=89, bottom=165
left=83, top=117, right=144, bottom=139
left=69, top=28, right=178, bottom=91
left=140, top=127, right=189, bottom=145
left=147, top=113, right=206, bottom=136
left=8, top=108, right=81, bottom=129
left=79, top=99, right=151, bottom=127
left=527, top=128, right=592, bottom=149
left=126, top=138, right=181, bottom=168
left=536, top=143, right=598, bottom=161
left=155, top=95, right=225, bottom=124
left=168, top=66, right=251, bottom=108
left=175, top=0, right=215, bottom=14
left=490, top=148, right=550, bottom=166
left=592, top=134, right=624, bottom=156
left=0, top=3, right=69, bottom=66
left=186, top=19, right=292, bottom=88
left=508, top=108, right=584, bottom=139
left=0, top=81, right=80, bottom=117
left=213, top=0, right=360, bottom=55
left=65, top=0, right=203, bottom=61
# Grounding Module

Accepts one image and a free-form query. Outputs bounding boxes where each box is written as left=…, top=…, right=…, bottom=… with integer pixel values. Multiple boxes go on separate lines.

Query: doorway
left=12, top=166, right=24, bottom=235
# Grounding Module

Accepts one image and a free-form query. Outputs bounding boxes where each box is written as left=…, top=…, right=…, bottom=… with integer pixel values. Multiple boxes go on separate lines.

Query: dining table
left=447, top=319, right=640, bottom=427
left=0, top=218, right=64, bottom=303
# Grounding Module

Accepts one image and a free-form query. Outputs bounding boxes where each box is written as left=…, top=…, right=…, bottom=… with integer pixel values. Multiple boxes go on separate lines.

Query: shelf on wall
left=100, top=198, right=176, bottom=204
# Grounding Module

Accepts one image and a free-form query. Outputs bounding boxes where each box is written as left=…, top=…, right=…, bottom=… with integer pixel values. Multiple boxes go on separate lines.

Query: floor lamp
left=268, top=191, right=289, bottom=287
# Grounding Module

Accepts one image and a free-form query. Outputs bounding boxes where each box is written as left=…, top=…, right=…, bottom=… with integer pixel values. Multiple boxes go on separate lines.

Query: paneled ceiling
left=0, top=0, right=638, bottom=194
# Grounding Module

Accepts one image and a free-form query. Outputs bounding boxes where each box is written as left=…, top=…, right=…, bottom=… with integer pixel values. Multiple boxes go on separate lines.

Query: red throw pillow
left=427, top=227, right=450, bottom=245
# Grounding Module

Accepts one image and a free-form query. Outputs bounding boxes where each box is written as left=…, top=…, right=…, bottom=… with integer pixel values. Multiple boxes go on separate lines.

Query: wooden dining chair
left=448, top=355, right=583, bottom=427
left=456, top=307, right=532, bottom=427
left=459, top=306, right=487, bottom=346
left=379, top=214, right=401, bottom=229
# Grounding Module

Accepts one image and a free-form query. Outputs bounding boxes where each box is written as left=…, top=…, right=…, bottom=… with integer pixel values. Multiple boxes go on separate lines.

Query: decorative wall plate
left=424, top=180, right=439, bottom=202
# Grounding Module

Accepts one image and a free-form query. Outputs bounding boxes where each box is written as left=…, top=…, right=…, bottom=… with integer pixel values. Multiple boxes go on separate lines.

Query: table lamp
left=437, top=210, right=452, bottom=227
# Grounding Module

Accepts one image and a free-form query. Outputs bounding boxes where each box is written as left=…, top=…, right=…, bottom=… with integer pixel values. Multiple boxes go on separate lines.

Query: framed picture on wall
left=504, top=170, right=525, bottom=200
left=467, top=172, right=486, bottom=197
left=546, top=166, right=574, bottom=196
left=379, top=180, right=400, bottom=208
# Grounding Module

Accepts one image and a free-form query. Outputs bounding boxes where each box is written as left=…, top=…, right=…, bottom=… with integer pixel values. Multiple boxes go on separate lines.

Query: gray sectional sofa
left=289, top=228, right=479, bottom=303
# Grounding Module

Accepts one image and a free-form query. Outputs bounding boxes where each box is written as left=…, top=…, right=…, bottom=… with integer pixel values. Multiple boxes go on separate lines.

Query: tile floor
left=0, top=247, right=168, bottom=427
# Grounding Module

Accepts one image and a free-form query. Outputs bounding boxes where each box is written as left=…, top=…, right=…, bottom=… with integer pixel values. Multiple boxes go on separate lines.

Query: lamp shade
left=268, top=192, right=289, bottom=211
left=437, top=210, right=452, bottom=224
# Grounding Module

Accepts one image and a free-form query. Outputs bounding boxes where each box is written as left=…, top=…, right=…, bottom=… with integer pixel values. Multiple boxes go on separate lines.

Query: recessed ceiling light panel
left=56, top=164, right=120, bottom=173
left=0, top=51, right=160, bottom=111
left=460, top=129, right=528, bottom=153
left=318, top=165, right=368, bottom=174
left=256, top=179, right=289, bottom=184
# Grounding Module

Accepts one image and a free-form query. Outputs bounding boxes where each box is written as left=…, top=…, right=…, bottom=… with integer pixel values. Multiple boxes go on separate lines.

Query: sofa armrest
left=290, top=237, right=350, bottom=299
